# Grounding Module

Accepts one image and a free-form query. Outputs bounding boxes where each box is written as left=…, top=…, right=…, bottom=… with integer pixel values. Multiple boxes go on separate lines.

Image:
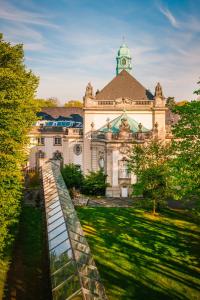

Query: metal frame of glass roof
left=41, top=161, right=107, bottom=300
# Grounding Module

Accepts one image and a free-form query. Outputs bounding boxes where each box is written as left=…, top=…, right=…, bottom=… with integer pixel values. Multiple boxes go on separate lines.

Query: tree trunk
left=153, top=199, right=156, bottom=215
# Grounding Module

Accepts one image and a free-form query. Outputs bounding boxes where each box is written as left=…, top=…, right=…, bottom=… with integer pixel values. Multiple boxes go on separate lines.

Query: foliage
left=28, top=172, right=40, bottom=189
left=176, top=100, right=189, bottom=106
left=194, top=80, right=200, bottom=96
left=35, top=97, right=59, bottom=107
left=170, top=97, right=200, bottom=200
left=3, top=206, right=51, bottom=300
left=129, top=81, right=200, bottom=212
left=0, top=34, right=39, bottom=255
left=78, top=207, right=200, bottom=300
left=61, top=164, right=108, bottom=196
left=64, top=100, right=83, bottom=108
left=166, top=97, right=176, bottom=109
left=129, top=140, right=173, bottom=214
left=82, top=170, right=108, bottom=196
left=61, top=164, right=84, bottom=190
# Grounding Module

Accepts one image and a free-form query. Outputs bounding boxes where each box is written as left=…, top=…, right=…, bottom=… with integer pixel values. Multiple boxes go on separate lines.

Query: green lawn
left=77, top=207, right=200, bottom=300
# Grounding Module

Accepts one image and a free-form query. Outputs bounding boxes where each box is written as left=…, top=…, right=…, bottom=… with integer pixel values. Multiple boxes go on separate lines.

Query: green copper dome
left=117, top=43, right=131, bottom=57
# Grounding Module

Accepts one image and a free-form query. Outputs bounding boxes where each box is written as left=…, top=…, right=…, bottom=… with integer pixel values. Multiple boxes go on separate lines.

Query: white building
left=28, top=44, right=169, bottom=197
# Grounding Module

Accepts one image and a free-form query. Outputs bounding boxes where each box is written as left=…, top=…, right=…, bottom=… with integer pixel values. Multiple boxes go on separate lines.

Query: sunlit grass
left=77, top=207, right=200, bottom=300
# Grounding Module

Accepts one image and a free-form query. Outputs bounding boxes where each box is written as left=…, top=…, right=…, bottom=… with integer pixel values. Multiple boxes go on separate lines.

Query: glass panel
left=47, top=205, right=61, bottom=217
left=78, top=265, right=99, bottom=280
left=48, top=210, right=63, bottom=225
left=48, top=216, right=65, bottom=233
left=48, top=223, right=67, bottom=241
left=70, top=232, right=88, bottom=245
left=46, top=193, right=59, bottom=203
left=50, top=240, right=71, bottom=259
left=47, top=201, right=60, bottom=211
left=42, top=162, right=107, bottom=299
left=49, top=232, right=69, bottom=250
left=74, top=250, right=93, bottom=265
left=69, top=292, right=83, bottom=300
left=52, top=275, right=81, bottom=300
left=46, top=196, right=59, bottom=206
left=51, top=260, right=77, bottom=288
left=68, top=223, right=83, bottom=236
left=81, top=277, right=104, bottom=296
left=72, top=241, right=90, bottom=255
left=50, top=247, right=73, bottom=273
left=45, top=186, right=56, bottom=194
left=67, top=214, right=79, bottom=225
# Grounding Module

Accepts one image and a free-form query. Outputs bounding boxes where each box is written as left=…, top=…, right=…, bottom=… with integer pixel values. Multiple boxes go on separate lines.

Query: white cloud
left=0, top=0, right=59, bottom=28
left=158, top=5, right=179, bottom=28
left=2, top=23, right=47, bottom=51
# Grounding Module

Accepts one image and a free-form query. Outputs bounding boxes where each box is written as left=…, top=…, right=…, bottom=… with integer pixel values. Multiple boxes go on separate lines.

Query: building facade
left=28, top=43, right=169, bottom=197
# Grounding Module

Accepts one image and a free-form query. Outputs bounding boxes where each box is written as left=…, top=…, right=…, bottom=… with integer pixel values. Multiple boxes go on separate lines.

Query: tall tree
left=129, top=140, right=173, bottom=214
left=171, top=83, right=200, bottom=200
left=166, top=97, right=176, bottom=109
left=64, top=100, right=83, bottom=108
left=0, top=33, right=39, bottom=254
left=35, top=97, right=59, bottom=107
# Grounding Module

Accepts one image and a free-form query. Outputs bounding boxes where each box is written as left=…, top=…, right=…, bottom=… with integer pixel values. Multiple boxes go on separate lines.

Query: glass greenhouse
left=41, top=161, right=107, bottom=300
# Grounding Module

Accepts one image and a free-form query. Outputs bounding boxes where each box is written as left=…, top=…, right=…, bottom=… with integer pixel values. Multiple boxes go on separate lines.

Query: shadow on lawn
left=77, top=207, right=200, bottom=300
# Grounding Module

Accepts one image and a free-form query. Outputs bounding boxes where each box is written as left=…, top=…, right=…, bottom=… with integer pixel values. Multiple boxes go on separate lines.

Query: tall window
left=54, top=136, right=62, bottom=145
left=119, top=159, right=130, bottom=179
left=37, top=136, right=45, bottom=145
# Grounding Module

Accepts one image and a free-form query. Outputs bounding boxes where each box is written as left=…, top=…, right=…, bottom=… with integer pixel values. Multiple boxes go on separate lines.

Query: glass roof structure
left=41, top=161, right=107, bottom=300
left=45, top=121, right=83, bottom=128
left=100, top=112, right=149, bottom=133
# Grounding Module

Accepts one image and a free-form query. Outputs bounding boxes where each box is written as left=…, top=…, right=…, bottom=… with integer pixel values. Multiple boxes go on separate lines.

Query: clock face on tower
left=122, top=58, right=126, bottom=65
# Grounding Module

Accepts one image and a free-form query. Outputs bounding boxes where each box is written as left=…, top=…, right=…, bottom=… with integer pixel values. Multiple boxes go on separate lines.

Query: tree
left=64, top=100, right=83, bottom=108
left=61, top=164, right=84, bottom=191
left=82, top=170, right=108, bottom=196
left=171, top=87, right=200, bottom=200
left=176, top=100, right=189, bottom=106
left=129, top=140, right=173, bottom=214
left=35, top=97, right=59, bottom=108
left=0, top=33, right=39, bottom=254
left=166, top=97, right=176, bottom=109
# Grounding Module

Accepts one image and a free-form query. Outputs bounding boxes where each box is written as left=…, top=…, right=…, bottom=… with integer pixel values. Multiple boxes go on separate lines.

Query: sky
left=0, top=0, right=200, bottom=104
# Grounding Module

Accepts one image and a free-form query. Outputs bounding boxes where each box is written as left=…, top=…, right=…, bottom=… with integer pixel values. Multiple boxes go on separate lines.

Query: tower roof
left=117, top=43, right=131, bottom=57
left=95, top=70, right=154, bottom=100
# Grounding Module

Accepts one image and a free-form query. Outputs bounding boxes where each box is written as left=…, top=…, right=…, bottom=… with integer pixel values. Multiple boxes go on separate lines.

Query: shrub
left=61, top=164, right=84, bottom=191
left=82, top=170, right=108, bottom=196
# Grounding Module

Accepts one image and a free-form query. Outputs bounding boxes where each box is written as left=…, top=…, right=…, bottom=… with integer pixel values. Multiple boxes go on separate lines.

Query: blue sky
left=0, top=0, right=200, bottom=103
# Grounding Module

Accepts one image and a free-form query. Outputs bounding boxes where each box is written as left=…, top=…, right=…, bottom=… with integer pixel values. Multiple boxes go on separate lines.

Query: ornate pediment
left=114, top=97, right=133, bottom=105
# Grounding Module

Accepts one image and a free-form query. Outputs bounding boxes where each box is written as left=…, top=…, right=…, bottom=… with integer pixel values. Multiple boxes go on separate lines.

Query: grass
left=3, top=206, right=51, bottom=300
left=77, top=207, right=200, bottom=300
